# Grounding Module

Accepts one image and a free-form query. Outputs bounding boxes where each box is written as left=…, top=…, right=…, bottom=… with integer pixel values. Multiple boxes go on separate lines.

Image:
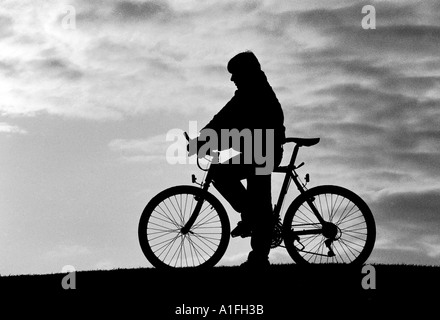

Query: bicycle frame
left=181, top=140, right=327, bottom=237
left=273, top=144, right=326, bottom=225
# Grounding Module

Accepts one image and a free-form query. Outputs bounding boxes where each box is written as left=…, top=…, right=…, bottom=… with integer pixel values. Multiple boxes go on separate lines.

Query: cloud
left=1, top=0, right=439, bottom=123
left=0, top=1, right=304, bottom=120
left=113, top=0, right=174, bottom=22
left=295, top=1, right=440, bottom=51
left=371, top=225, right=440, bottom=265
left=74, top=0, right=176, bottom=24
left=418, top=235, right=440, bottom=258
left=0, top=60, right=20, bottom=78
left=0, top=122, right=27, bottom=134
left=94, top=260, right=116, bottom=270
left=389, top=151, right=440, bottom=178
left=369, top=185, right=440, bottom=263
left=363, top=188, right=440, bottom=263
left=314, top=84, right=438, bottom=135
left=29, top=57, right=84, bottom=80
left=339, top=25, right=440, bottom=57
left=292, top=2, right=440, bottom=101
left=44, top=244, right=91, bottom=259
left=218, top=251, right=248, bottom=266
left=372, top=188, right=440, bottom=225
left=4, top=0, right=438, bottom=187
left=381, top=76, right=440, bottom=96
left=0, top=14, right=14, bottom=39
left=109, top=134, right=171, bottom=163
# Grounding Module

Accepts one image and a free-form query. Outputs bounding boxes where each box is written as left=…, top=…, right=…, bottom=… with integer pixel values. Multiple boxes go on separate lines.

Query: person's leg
left=210, top=156, right=255, bottom=224
left=246, top=174, right=273, bottom=264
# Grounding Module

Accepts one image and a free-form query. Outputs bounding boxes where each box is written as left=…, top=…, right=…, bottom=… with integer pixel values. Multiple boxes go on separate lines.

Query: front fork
left=181, top=171, right=213, bottom=235
left=180, top=199, right=203, bottom=235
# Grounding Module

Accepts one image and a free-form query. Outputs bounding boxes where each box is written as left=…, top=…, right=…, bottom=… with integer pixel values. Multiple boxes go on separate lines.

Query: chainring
left=271, top=221, right=283, bottom=248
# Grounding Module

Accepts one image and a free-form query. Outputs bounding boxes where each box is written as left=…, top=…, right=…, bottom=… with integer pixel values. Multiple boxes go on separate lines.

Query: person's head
left=227, top=51, right=261, bottom=89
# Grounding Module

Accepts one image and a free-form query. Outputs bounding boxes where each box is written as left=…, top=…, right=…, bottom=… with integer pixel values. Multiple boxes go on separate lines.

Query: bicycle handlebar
left=184, top=131, right=319, bottom=171
left=184, top=131, right=213, bottom=172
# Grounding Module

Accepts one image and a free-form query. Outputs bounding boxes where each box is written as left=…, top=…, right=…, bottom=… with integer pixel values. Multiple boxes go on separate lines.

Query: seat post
left=288, top=144, right=300, bottom=168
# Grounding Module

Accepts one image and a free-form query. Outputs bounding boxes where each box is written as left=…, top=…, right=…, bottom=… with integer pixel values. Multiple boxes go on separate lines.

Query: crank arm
left=324, top=239, right=336, bottom=257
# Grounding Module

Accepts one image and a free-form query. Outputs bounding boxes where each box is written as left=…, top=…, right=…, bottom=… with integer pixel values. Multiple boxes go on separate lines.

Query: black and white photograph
left=1, top=0, right=439, bottom=317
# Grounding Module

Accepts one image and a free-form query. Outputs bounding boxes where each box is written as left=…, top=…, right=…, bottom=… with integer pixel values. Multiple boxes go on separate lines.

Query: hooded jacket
left=201, top=70, right=285, bottom=168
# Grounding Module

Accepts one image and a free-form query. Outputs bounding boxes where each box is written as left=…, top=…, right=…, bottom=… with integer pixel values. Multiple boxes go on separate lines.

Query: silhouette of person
left=191, top=51, right=285, bottom=268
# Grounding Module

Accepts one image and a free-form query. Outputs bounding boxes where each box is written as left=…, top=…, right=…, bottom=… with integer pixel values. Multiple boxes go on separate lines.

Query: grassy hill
left=1, top=264, right=438, bottom=318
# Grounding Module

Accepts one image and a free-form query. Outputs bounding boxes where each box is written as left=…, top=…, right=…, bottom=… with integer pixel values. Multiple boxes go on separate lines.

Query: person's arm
left=195, top=96, right=238, bottom=153
left=202, top=96, right=236, bottom=132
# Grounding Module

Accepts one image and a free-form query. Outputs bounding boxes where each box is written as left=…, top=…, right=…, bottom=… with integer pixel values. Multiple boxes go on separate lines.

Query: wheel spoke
left=285, top=187, right=375, bottom=265
left=157, top=202, right=181, bottom=228
left=140, top=187, right=229, bottom=268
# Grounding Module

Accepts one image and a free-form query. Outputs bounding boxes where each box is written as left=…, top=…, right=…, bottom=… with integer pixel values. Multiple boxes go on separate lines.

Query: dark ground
left=1, top=264, right=438, bottom=318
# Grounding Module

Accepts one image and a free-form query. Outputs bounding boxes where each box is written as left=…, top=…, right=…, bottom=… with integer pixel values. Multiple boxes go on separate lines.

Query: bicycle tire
left=138, top=185, right=230, bottom=269
left=283, top=185, right=376, bottom=265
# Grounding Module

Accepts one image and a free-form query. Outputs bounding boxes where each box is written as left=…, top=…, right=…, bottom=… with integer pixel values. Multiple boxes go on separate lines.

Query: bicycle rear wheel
left=283, top=185, right=375, bottom=265
left=138, top=185, right=230, bottom=269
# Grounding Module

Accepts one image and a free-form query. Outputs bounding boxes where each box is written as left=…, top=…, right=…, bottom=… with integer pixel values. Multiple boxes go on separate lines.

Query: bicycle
left=138, top=133, right=376, bottom=268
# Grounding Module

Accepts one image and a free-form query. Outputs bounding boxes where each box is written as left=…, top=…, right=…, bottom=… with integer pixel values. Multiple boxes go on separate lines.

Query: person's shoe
left=231, top=221, right=252, bottom=238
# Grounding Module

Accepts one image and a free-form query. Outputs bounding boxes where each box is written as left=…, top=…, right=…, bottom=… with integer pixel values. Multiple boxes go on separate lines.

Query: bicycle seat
left=284, top=137, right=320, bottom=147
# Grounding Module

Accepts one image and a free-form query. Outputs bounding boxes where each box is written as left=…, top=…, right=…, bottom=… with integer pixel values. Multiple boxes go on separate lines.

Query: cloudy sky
left=1, top=0, right=439, bottom=275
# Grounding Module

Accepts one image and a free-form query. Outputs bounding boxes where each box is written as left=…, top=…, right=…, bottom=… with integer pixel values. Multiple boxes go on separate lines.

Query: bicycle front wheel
left=138, top=185, right=230, bottom=269
left=283, top=185, right=376, bottom=265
